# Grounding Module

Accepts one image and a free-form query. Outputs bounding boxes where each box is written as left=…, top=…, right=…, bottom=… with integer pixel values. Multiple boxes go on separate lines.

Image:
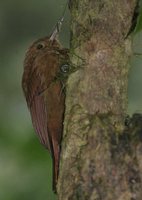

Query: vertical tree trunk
left=58, top=1, right=142, bottom=199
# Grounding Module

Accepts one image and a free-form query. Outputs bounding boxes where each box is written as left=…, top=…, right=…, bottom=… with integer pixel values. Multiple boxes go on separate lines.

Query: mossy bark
left=58, top=1, right=142, bottom=200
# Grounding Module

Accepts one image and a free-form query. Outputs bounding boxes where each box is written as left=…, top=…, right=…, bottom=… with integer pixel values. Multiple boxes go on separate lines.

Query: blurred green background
left=129, top=32, right=142, bottom=114
left=0, top=1, right=142, bottom=200
left=0, top=0, right=69, bottom=199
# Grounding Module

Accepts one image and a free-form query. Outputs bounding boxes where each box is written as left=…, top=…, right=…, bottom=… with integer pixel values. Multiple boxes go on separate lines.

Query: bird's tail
left=52, top=142, right=60, bottom=193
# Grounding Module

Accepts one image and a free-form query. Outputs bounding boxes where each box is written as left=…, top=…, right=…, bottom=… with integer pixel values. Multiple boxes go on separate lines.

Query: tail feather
left=52, top=141, right=60, bottom=193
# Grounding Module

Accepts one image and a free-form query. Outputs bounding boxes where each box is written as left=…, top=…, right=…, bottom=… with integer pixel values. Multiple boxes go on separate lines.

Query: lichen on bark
left=58, top=1, right=142, bottom=200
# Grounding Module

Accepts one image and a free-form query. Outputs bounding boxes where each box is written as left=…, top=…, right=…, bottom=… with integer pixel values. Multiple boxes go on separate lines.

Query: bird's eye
left=36, top=43, right=45, bottom=50
left=60, top=64, right=70, bottom=73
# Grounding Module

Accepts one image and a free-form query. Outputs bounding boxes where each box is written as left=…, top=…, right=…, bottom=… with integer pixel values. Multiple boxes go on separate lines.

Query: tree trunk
left=58, top=1, right=142, bottom=199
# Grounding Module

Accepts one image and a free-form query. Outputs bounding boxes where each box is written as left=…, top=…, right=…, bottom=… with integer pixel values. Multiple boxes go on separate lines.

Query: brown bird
left=22, top=25, right=69, bottom=192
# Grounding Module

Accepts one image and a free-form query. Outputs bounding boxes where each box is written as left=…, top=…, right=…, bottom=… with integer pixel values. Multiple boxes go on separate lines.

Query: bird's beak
left=49, top=16, right=64, bottom=41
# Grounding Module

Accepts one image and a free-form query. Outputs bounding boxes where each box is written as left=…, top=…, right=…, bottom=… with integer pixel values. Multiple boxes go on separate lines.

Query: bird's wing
left=22, top=66, right=51, bottom=151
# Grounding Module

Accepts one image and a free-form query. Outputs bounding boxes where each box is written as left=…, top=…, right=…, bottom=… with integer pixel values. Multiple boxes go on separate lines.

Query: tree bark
left=58, top=1, right=142, bottom=199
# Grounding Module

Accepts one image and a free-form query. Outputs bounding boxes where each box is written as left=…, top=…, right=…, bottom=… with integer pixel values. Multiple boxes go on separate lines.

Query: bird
left=22, top=24, right=70, bottom=192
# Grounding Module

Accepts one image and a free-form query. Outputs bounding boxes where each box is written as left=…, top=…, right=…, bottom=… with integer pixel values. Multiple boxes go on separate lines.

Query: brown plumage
left=22, top=36, right=69, bottom=192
